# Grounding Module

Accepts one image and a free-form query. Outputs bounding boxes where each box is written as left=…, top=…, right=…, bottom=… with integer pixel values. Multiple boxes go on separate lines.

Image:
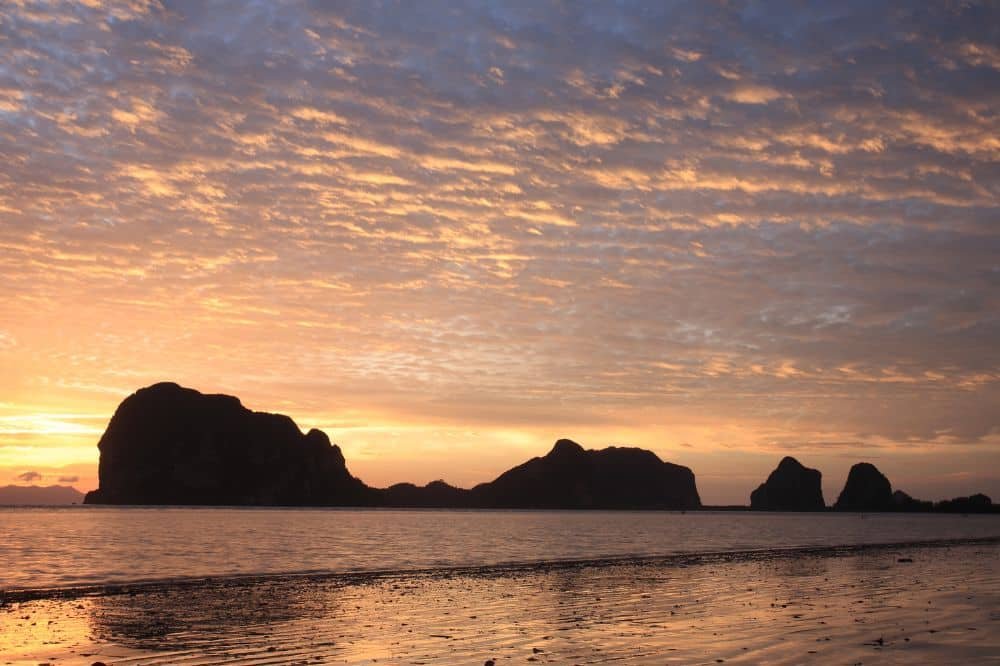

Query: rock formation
left=749, top=457, right=825, bottom=511
left=84, top=383, right=373, bottom=506
left=467, top=439, right=701, bottom=509
left=890, top=490, right=932, bottom=512
left=833, top=462, right=893, bottom=511
left=84, top=384, right=701, bottom=509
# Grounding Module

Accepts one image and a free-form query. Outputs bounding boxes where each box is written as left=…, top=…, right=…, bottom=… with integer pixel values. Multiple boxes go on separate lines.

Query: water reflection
left=4, top=507, right=1000, bottom=591
left=87, top=579, right=345, bottom=651
left=2, top=542, right=997, bottom=665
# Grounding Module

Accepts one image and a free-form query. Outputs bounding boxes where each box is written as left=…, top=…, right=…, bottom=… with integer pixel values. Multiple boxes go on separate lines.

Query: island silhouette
left=81, top=383, right=996, bottom=512
left=750, top=456, right=825, bottom=511
left=751, top=456, right=996, bottom=513
left=83, top=383, right=701, bottom=508
left=0, top=484, right=84, bottom=505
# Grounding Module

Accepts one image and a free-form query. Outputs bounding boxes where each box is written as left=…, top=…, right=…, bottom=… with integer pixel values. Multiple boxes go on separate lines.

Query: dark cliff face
left=749, top=457, right=825, bottom=511
left=84, top=383, right=373, bottom=506
left=833, top=462, right=893, bottom=511
left=467, top=438, right=701, bottom=509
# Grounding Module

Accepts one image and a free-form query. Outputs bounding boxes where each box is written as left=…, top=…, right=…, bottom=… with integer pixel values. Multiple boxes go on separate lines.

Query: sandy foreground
left=2, top=540, right=998, bottom=665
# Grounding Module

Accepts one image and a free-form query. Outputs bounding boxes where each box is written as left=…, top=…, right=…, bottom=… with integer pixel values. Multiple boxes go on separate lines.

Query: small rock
left=897, top=557, right=913, bottom=563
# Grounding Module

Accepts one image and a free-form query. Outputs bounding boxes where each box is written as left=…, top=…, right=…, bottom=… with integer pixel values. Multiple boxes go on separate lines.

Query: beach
left=3, top=539, right=998, bottom=665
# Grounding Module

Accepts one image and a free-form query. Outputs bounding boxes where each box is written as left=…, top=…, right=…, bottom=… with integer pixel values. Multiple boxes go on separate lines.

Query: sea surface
left=2, top=506, right=999, bottom=593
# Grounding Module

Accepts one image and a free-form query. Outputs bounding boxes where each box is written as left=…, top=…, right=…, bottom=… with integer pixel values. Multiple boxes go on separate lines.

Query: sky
left=0, top=0, right=998, bottom=505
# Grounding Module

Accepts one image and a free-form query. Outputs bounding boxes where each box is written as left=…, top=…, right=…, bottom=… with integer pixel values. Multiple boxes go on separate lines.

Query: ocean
left=3, top=506, right=999, bottom=594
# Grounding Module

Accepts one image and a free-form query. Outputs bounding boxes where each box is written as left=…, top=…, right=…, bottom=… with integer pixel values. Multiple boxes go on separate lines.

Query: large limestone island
left=833, top=462, right=894, bottom=512
left=750, top=456, right=825, bottom=511
left=84, top=383, right=371, bottom=506
left=84, top=383, right=701, bottom=509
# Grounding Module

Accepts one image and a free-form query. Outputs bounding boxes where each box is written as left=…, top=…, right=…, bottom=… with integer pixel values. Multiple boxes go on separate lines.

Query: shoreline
left=4, top=535, right=1000, bottom=605
left=6, top=501, right=998, bottom=517
left=3, top=539, right=998, bottom=664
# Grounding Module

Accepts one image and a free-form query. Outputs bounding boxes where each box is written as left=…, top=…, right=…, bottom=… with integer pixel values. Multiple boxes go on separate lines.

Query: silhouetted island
left=84, top=383, right=701, bottom=509
left=78, top=383, right=999, bottom=513
left=745, top=460, right=999, bottom=513
left=383, top=480, right=469, bottom=507
left=936, top=493, right=994, bottom=513
left=0, top=484, right=84, bottom=505
left=750, top=456, right=825, bottom=511
left=83, top=383, right=373, bottom=506
left=468, top=438, right=700, bottom=509
left=834, top=462, right=893, bottom=511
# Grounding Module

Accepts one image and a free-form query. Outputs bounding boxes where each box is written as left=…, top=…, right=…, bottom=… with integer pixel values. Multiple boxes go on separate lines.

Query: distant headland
left=0, top=485, right=84, bottom=506
left=81, top=383, right=995, bottom=512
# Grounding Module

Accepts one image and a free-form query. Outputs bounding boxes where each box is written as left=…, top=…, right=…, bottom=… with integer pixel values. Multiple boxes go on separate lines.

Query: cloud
left=723, top=84, right=786, bottom=105
left=17, top=471, right=42, bottom=483
left=0, top=0, right=996, bottom=497
left=58, top=475, right=80, bottom=484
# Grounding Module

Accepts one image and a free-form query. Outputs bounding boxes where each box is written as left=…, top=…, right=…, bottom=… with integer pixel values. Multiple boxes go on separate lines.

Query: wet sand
left=2, top=540, right=998, bottom=665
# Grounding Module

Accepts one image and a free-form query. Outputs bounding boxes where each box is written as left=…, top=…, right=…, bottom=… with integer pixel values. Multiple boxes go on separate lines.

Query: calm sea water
left=2, top=507, right=999, bottom=592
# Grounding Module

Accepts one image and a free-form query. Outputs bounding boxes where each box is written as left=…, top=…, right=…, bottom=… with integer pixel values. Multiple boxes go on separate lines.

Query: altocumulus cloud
left=0, top=0, right=997, bottom=471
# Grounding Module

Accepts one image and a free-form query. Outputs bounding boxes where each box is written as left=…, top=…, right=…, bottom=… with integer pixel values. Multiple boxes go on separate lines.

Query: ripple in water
left=2, top=506, right=999, bottom=592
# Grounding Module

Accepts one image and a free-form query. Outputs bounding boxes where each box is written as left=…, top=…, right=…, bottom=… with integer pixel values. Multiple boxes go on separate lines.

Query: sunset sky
left=1, top=1, right=998, bottom=505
